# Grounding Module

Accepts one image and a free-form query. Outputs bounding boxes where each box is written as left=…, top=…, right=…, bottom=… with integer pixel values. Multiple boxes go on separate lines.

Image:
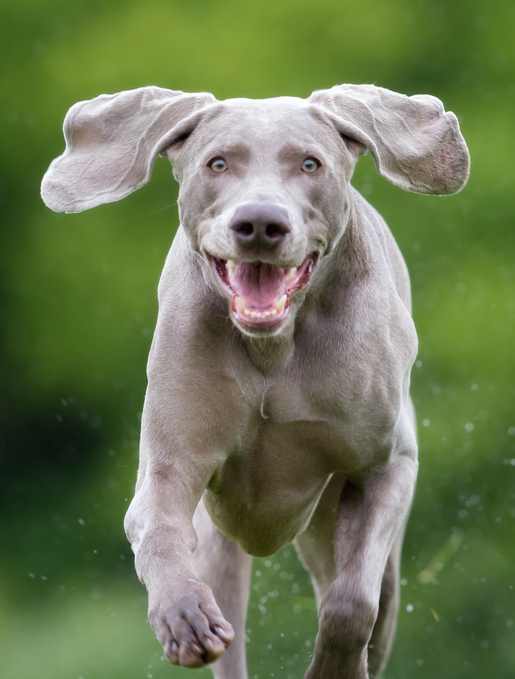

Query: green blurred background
left=1, top=1, right=514, bottom=677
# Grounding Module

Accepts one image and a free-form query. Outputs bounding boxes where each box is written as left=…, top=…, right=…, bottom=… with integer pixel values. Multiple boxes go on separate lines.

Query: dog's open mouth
left=210, top=253, right=318, bottom=329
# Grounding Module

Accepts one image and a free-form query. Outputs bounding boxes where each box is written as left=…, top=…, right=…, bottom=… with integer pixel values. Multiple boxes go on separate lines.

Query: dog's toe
left=150, top=583, right=234, bottom=667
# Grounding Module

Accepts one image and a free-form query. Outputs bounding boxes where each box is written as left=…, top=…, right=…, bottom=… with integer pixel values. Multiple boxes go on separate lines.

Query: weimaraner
left=41, top=84, right=469, bottom=678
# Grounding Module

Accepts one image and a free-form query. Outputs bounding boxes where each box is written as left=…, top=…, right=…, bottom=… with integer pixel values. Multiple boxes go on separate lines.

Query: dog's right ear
left=41, top=87, right=216, bottom=214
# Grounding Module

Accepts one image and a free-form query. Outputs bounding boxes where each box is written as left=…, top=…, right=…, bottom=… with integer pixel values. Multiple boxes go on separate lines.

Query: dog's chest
left=204, top=373, right=388, bottom=555
left=205, top=414, right=334, bottom=555
left=231, top=362, right=398, bottom=466
left=202, top=320, right=410, bottom=555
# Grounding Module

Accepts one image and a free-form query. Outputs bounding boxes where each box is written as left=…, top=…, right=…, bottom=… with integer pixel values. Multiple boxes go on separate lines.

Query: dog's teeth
left=234, top=296, right=245, bottom=314
left=274, top=295, right=287, bottom=313
left=286, top=267, right=297, bottom=282
left=234, top=294, right=287, bottom=322
left=226, top=260, right=236, bottom=278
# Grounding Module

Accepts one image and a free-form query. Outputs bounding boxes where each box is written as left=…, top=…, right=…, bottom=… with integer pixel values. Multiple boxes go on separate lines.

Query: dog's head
left=42, top=85, right=469, bottom=337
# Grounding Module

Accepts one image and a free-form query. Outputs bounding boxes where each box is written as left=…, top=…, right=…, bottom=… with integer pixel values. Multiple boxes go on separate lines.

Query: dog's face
left=167, top=98, right=361, bottom=337
left=41, top=84, right=469, bottom=338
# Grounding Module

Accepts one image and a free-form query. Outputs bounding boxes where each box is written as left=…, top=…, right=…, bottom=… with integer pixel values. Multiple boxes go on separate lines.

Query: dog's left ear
left=309, top=84, right=470, bottom=194
left=41, top=86, right=216, bottom=213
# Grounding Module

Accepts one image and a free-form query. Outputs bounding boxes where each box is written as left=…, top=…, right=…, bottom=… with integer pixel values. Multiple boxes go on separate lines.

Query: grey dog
left=42, top=84, right=469, bottom=678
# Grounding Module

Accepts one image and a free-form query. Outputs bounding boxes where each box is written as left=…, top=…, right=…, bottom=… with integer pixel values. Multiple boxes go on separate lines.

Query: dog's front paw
left=149, top=580, right=234, bottom=667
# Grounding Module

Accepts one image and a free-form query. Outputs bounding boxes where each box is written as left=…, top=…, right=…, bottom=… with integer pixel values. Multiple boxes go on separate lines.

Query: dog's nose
left=230, top=203, right=291, bottom=250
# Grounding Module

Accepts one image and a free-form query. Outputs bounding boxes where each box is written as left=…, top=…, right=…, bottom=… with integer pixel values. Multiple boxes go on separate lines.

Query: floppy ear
left=309, top=84, right=470, bottom=195
left=41, top=86, right=216, bottom=213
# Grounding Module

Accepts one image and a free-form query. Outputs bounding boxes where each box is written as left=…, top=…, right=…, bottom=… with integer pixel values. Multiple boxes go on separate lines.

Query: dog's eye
left=302, top=157, right=321, bottom=173
left=207, top=157, right=228, bottom=173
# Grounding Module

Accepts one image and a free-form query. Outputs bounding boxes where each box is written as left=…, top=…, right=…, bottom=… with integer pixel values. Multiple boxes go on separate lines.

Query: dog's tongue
left=229, top=262, right=287, bottom=308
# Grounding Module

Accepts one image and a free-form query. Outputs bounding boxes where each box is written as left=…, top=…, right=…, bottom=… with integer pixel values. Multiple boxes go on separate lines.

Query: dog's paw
left=148, top=581, right=234, bottom=667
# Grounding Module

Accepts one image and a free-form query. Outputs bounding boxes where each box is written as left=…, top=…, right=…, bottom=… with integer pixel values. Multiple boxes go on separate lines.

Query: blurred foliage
left=1, top=1, right=514, bottom=678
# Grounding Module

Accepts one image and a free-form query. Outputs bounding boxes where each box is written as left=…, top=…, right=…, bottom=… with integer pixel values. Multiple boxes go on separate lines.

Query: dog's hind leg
left=367, top=529, right=404, bottom=678
left=193, top=498, right=252, bottom=679
left=294, top=473, right=346, bottom=609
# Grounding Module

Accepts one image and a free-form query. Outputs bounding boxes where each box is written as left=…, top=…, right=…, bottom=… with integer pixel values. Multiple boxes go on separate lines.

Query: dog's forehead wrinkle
left=202, top=98, right=319, bottom=129
left=195, top=108, right=335, bottom=161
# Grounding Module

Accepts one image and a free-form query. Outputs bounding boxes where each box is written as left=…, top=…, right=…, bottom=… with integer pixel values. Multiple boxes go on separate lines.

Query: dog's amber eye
left=208, top=157, right=228, bottom=173
left=302, top=157, right=321, bottom=173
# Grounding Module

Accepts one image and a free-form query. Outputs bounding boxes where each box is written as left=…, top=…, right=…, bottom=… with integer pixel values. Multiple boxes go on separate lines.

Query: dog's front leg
left=305, top=453, right=418, bottom=679
left=124, top=391, right=234, bottom=669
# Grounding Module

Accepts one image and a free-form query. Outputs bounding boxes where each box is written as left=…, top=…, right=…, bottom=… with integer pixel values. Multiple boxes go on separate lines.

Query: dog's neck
left=240, top=330, right=295, bottom=375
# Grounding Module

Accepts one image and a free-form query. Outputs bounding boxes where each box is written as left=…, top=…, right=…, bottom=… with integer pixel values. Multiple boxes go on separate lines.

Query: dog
left=42, top=84, right=469, bottom=678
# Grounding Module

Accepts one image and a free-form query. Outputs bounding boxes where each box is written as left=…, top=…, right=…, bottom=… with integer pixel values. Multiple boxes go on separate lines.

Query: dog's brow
left=206, top=142, right=250, bottom=159
left=277, top=142, right=317, bottom=161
